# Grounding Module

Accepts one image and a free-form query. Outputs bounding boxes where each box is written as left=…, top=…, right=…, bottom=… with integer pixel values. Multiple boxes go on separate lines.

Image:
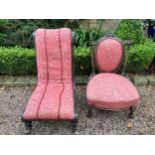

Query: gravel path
left=0, top=85, right=155, bottom=135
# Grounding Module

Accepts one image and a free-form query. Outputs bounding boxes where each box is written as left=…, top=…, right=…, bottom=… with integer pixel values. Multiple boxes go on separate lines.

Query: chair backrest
left=35, top=28, right=73, bottom=83
left=94, top=37, right=123, bottom=73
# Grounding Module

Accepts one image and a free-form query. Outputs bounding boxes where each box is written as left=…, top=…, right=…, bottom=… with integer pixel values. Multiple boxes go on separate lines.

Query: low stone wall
left=0, top=75, right=155, bottom=87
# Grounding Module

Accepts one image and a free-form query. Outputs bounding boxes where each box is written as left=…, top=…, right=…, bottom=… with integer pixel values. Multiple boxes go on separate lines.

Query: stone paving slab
left=14, top=76, right=31, bottom=86
left=133, top=75, right=149, bottom=86
left=146, top=75, right=155, bottom=85
left=0, top=76, right=17, bottom=86
left=29, top=76, right=37, bottom=86
left=75, top=76, right=88, bottom=85
left=0, top=76, right=5, bottom=85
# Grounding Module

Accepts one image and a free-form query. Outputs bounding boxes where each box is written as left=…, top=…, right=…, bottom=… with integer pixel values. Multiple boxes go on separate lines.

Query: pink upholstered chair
left=22, top=28, right=78, bottom=132
left=86, top=36, right=139, bottom=118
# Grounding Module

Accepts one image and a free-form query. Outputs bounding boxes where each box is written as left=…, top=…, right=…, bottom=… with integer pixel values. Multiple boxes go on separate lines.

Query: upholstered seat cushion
left=87, top=73, right=139, bottom=109
left=23, top=82, right=75, bottom=120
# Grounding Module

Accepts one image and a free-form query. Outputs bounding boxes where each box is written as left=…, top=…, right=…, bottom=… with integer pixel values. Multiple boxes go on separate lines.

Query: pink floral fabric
left=23, top=28, right=75, bottom=120
left=95, top=38, right=123, bottom=72
left=87, top=73, right=139, bottom=109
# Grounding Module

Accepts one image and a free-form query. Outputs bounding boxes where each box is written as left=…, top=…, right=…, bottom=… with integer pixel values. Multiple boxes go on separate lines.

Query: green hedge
left=0, top=47, right=36, bottom=75
left=127, top=39, right=155, bottom=73
left=1, top=41, right=155, bottom=75
left=0, top=46, right=91, bottom=76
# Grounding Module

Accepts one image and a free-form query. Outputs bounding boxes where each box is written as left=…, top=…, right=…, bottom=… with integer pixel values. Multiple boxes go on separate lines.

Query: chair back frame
left=89, top=34, right=132, bottom=76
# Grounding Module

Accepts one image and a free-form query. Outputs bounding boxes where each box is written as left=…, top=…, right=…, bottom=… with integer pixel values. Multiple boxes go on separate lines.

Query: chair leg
left=87, top=106, right=93, bottom=117
left=25, top=121, right=32, bottom=134
left=71, top=118, right=78, bottom=133
left=128, top=107, right=135, bottom=119
left=22, top=118, right=32, bottom=134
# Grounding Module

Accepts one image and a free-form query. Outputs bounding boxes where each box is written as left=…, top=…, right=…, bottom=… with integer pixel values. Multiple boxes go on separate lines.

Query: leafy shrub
left=115, top=19, right=145, bottom=44
left=127, top=39, right=155, bottom=73
left=0, top=19, right=80, bottom=48
left=74, top=27, right=105, bottom=47
left=0, top=19, right=105, bottom=48
left=74, top=47, right=91, bottom=75
left=0, top=46, right=91, bottom=76
left=0, top=19, right=9, bottom=46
